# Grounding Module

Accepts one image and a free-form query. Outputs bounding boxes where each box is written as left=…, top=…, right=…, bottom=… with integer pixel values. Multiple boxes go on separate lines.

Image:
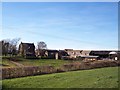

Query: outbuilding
left=109, top=52, right=118, bottom=60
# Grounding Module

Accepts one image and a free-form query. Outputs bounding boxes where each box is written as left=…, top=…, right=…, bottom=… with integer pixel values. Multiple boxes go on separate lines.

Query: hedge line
left=2, top=60, right=120, bottom=79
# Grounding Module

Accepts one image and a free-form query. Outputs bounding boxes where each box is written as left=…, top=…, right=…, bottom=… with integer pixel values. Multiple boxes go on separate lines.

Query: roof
left=21, top=42, right=34, bottom=46
left=65, top=49, right=73, bottom=51
left=90, top=50, right=120, bottom=55
left=45, top=49, right=59, bottom=53
left=20, top=42, right=35, bottom=48
left=80, top=55, right=99, bottom=58
left=90, top=51, right=111, bottom=55
left=81, top=50, right=91, bottom=55
left=109, top=52, right=117, bottom=54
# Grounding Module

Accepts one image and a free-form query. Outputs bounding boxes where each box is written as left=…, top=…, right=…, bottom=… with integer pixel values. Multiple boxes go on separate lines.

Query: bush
left=2, top=60, right=119, bottom=79
left=2, top=65, right=56, bottom=79
left=89, top=60, right=118, bottom=69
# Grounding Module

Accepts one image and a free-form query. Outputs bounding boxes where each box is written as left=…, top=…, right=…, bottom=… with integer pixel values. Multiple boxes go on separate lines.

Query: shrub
left=2, top=65, right=57, bottom=79
left=2, top=60, right=119, bottom=79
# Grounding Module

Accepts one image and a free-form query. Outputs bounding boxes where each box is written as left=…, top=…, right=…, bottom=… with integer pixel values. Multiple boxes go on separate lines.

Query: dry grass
left=2, top=60, right=119, bottom=79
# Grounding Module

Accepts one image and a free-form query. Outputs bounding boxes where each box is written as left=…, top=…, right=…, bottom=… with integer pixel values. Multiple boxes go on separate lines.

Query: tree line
left=1, top=38, right=47, bottom=56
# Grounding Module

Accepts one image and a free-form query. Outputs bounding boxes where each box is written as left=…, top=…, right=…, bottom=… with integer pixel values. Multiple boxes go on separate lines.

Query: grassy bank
left=2, top=57, right=81, bottom=68
left=2, top=67, right=119, bottom=88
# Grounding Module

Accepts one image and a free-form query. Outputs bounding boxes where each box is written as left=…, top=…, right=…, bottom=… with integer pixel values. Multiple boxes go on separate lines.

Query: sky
left=1, top=2, right=118, bottom=50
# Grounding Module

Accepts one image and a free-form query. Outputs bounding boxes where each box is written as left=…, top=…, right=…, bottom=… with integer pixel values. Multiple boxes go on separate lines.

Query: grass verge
left=2, top=67, right=119, bottom=88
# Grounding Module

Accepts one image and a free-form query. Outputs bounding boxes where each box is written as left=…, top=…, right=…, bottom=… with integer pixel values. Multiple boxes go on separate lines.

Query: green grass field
left=2, top=67, right=119, bottom=88
left=16, top=59, right=74, bottom=68
left=2, top=57, right=81, bottom=68
left=1, top=59, right=17, bottom=67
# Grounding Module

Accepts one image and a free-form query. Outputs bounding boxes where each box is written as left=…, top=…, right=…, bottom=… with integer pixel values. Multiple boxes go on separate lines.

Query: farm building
left=58, top=50, right=69, bottom=59
left=89, top=51, right=111, bottom=59
left=109, top=51, right=118, bottom=60
left=64, top=49, right=82, bottom=58
left=45, top=50, right=59, bottom=59
left=36, top=49, right=59, bottom=59
left=35, top=49, right=45, bottom=57
left=18, top=42, right=36, bottom=58
left=63, top=49, right=98, bottom=60
left=64, top=49, right=91, bottom=58
left=89, top=50, right=119, bottom=60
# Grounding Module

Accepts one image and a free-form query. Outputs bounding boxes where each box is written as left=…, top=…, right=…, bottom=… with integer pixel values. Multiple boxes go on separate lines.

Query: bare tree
left=1, top=40, right=9, bottom=56
left=1, top=38, right=21, bottom=56
left=9, top=38, right=21, bottom=55
left=36, top=41, right=47, bottom=58
left=37, top=41, right=47, bottom=50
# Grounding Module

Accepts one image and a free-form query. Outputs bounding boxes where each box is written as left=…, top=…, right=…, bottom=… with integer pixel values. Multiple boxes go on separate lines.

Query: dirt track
left=10, top=61, right=24, bottom=67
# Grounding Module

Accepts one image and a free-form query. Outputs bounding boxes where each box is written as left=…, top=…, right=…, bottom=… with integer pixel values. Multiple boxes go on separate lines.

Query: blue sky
left=1, top=2, right=118, bottom=50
